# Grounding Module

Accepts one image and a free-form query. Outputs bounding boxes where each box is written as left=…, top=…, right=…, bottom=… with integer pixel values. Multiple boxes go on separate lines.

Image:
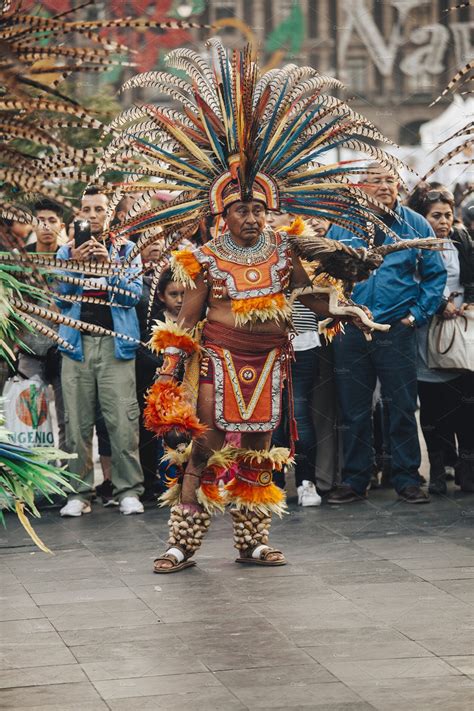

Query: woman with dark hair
left=407, top=183, right=474, bottom=494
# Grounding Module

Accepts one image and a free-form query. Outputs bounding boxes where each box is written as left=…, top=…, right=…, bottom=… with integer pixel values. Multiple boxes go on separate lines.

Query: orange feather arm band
left=148, top=321, right=199, bottom=357
left=171, top=249, right=202, bottom=289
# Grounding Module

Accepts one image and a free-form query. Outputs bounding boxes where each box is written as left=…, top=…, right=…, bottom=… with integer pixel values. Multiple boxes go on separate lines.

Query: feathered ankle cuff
left=225, top=447, right=292, bottom=517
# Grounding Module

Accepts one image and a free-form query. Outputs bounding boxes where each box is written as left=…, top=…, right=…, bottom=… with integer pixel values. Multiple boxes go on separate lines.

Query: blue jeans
left=273, top=347, right=319, bottom=486
left=333, top=322, right=421, bottom=494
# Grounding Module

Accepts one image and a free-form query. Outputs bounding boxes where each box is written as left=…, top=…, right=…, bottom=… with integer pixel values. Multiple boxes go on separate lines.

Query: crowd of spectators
left=1, top=172, right=473, bottom=515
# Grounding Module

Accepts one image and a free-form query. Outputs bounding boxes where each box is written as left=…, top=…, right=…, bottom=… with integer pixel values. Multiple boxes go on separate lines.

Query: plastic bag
left=2, top=375, right=55, bottom=447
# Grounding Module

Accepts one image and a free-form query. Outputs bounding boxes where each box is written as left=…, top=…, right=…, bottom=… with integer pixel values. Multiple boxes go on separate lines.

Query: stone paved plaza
left=1, top=487, right=474, bottom=710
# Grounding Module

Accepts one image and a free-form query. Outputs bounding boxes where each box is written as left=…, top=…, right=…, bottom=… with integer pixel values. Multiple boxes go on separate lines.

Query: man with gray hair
left=327, top=165, right=446, bottom=505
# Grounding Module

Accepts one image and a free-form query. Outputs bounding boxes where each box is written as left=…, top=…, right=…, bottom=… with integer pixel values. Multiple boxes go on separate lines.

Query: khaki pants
left=61, top=336, right=144, bottom=502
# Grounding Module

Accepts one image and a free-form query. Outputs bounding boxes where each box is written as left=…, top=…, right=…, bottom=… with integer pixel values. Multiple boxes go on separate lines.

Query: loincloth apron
left=200, top=321, right=292, bottom=433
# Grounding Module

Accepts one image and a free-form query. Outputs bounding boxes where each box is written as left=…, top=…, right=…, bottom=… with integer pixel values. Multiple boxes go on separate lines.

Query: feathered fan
left=289, top=231, right=444, bottom=299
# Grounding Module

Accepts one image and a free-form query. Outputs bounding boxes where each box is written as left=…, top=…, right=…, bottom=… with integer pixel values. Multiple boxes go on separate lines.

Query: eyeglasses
left=426, top=189, right=454, bottom=202
left=365, top=177, right=398, bottom=185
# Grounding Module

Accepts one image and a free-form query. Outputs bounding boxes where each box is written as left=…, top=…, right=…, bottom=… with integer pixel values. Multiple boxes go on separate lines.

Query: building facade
left=195, top=0, right=473, bottom=143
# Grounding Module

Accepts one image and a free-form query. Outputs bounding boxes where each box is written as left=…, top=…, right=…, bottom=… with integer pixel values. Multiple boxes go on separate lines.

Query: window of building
left=345, top=57, right=368, bottom=96
left=404, top=71, right=436, bottom=97
left=242, top=0, right=253, bottom=28
left=213, top=0, right=236, bottom=34
left=399, top=120, right=425, bottom=146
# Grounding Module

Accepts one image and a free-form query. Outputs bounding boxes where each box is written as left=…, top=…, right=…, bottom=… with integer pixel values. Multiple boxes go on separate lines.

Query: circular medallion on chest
left=238, top=366, right=257, bottom=384
left=244, top=267, right=262, bottom=284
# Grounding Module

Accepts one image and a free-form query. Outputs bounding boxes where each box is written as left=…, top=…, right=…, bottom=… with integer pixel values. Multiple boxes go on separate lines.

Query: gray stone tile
left=58, top=623, right=175, bottom=647
left=414, top=632, right=474, bottom=656
left=0, top=583, right=30, bottom=600
left=349, top=677, right=474, bottom=711
left=71, top=637, right=191, bottom=664
left=315, top=656, right=461, bottom=684
left=106, top=687, right=246, bottom=710
left=80, top=653, right=208, bottom=681
left=195, top=647, right=313, bottom=672
left=215, top=663, right=337, bottom=688
left=0, top=634, right=77, bottom=670
left=92, top=671, right=222, bottom=699
left=0, top=681, right=103, bottom=708
left=0, top=664, right=87, bottom=689
left=392, top=555, right=474, bottom=570
left=355, top=537, right=472, bottom=560
left=432, top=578, right=474, bottom=604
left=303, top=630, right=432, bottom=659
left=23, top=576, right=125, bottom=594
left=0, top=703, right=108, bottom=711
left=249, top=705, right=374, bottom=711
left=329, top=581, right=451, bottom=601
left=0, top=602, right=44, bottom=622
left=0, top=618, right=54, bottom=639
left=406, top=566, right=474, bottom=581
left=49, top=609, right=159, bottom=632
left=442, top=656, right=474, bottom=675
left=31, top=586, right=137, bottom=606
left=229, top=680, right=364, bottom=708
left=39, top=597, right=150, bottom=620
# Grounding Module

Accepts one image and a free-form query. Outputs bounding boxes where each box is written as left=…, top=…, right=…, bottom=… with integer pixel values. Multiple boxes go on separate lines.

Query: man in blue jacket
left=327, top=166, right=446, bottom=505
left=57, top=187, right=145, bottom=516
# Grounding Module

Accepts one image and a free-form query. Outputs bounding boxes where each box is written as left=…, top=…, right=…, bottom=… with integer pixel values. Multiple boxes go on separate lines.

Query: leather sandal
left=153, top=552, right=196, bottom=574
left=236, top=544, right=287, bottom=566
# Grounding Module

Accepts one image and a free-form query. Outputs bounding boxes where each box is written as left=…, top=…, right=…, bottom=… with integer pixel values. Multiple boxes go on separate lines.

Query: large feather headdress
left=98, top=40, right=405, bottom=241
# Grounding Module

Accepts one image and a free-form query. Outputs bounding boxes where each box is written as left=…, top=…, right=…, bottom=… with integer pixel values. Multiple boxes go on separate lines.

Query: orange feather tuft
left=282, top=215, right=306, bottom=236
left=232, top=293, right=287, bottom=315
left=171, top=249, right=202, bottom=284
left=144, top=380, right=206, bottom=438
left=149, top=328, right=198, bottom=355
left=225, top=478, right=286, bottom=515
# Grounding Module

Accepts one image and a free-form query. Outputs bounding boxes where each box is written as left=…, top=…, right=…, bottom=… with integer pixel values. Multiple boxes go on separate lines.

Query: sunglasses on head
left=426, top=189, right=454, bottom=202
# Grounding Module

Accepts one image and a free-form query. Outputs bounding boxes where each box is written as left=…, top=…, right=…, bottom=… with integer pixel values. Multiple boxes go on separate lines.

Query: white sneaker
left=60, top=499, right=91, bottom=517
left=297, top=480, right=322, bottom=507
left=119, top=496, right=144, bottom=515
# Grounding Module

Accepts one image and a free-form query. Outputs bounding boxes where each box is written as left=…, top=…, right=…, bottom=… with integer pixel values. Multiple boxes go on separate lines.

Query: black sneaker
left=398, top=486, right=430, bottom=504
left=327, top=484, right=367, bottom=504
left=95, top=480, right=119, bottom=507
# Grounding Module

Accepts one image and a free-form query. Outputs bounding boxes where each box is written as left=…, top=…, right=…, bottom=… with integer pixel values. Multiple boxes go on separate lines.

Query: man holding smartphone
left=56, top=187, right=145, bottom=517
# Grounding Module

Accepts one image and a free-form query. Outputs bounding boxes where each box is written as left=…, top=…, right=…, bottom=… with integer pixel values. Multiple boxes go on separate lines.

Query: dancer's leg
left=230, top=431, right=287, bottom=565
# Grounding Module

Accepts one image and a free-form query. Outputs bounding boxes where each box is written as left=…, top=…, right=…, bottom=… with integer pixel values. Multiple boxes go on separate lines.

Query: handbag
left=427, top=310, right=474, bottom=371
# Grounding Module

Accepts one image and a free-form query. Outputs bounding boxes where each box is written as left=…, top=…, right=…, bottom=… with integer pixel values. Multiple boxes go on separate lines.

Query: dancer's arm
left=175, top=272, right=209, bottom=330
left=289, top=252, right=331, bottom=317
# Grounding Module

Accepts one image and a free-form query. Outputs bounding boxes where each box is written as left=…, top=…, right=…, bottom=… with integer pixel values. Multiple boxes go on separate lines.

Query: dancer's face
left=225, top=200, right=267, bottom=244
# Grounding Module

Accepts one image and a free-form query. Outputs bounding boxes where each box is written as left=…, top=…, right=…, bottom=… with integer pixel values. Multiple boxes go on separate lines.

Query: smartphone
left=73, top=219, right=91, bottom=248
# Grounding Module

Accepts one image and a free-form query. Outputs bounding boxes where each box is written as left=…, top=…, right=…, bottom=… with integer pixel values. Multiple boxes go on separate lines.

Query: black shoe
left=398, top=486, right=430, bottom=504
left=327, top=484, right=367, bottom=504
left=95, top=480, right=119, bottom=507
left=429, top=478, right=447, bottom=495
left=456, top=454, right=474, bottom=493
left=428, top=452, right=447, bottom=495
